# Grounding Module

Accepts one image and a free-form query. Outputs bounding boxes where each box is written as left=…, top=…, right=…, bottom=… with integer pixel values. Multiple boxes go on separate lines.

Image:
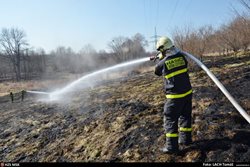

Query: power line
left=148, top=0, right=161, bottom=51
left=181, top=0, right=192, bottom=20
left=144, top=0, right=150, bottom=33
left=169, top=0, right=179, bottom=25
left=144, top=0, right=161, bottom=51
left=155, top=0, right=160, bottom=28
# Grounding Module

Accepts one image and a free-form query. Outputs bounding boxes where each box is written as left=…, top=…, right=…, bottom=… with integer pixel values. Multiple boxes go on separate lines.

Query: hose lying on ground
left=184, top=52, right=250, bottom=124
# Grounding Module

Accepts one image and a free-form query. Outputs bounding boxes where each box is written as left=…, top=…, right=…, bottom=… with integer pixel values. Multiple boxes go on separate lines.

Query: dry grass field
left=0, top=53, right=250, bottom=162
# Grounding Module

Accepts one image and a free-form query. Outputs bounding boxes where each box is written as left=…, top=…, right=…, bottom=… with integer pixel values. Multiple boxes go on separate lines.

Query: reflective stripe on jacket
left=155, top=48, right=192, bottom=96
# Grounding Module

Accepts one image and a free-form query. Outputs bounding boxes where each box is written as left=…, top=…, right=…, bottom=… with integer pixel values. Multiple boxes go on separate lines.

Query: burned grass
left=0, top=54, right=250, bottom=162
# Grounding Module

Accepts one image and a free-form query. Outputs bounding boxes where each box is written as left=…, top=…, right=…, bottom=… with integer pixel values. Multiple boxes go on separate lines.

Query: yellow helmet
left=156, top=36, right=174, bottom=52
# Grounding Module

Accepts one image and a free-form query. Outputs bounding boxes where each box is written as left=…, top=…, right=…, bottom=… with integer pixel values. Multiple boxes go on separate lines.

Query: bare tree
left=0, top=51, right=11, bottom=80
left=172, top=25, right=214, bottom=60
left=108, top=34, right=148, bottom=62
left=172, top=26, right=201, bottom=56
left=35, top=48, right=46, bottom=73
left=236, top=16, right=250, bottom=51
left=79, top=44, right=98, bottom=71
left=0, top=28, right=27, bottom=81
left=172, top=26, right=192, bottom=50
left=218, top=16, right=250, bottom=52
left=197, top=25, right=214, bottom=61
left=131, top=33, right=148, bottom=58
left=108, top=36, right=127, bottom=62
left=210, top=31, right=228, bottom=55
left=239, top=0, right=250, bottom=12
left=51, top=46, right=77, bottom=72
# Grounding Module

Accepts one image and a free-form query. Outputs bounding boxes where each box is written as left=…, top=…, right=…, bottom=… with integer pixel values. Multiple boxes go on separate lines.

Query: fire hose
left=150, top=52, right=250, bottom=124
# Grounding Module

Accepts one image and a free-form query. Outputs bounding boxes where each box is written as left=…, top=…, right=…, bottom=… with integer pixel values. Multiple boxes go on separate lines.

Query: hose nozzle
left=149, top=52, right=161, bottom=62
left=149, top=56, right=156, bottom=61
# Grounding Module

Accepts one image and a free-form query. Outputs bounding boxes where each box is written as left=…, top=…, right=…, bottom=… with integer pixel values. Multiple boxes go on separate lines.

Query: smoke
left=48, top=57, right=149, bottom=102
left=27, top=57, right=149, bottom=104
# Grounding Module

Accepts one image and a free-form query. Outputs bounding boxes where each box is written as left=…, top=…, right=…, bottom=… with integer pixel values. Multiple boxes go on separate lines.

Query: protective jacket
left=155, top=48, right=192, bottom=97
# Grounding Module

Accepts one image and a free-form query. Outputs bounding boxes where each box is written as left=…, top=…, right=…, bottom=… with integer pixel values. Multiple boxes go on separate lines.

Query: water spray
left=183, top=52, right=250, bottom=124
left=26, top=57, right=149, bottom=101
left=26, top=90, right=50, bottom=95
left=49, top=57, right=149, bottom=100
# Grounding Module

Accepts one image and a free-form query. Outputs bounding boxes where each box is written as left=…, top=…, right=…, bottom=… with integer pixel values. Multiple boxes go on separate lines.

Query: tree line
left=0, top=31, right=149, bottom=82
left=172, top=14, right=250, bottom=61
left=173, top=0, right=250, bottom=59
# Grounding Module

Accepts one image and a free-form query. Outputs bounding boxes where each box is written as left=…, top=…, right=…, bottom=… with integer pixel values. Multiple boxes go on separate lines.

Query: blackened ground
left=0, top=53, right=249, bottom=162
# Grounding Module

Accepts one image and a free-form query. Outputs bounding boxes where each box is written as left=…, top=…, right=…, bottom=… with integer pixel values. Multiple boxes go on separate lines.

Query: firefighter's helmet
left=156, top=36, right=174, bottom=52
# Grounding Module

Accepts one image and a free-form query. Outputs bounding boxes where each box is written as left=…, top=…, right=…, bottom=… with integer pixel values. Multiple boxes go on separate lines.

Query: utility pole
left=150, top=27, right=160, bottom=50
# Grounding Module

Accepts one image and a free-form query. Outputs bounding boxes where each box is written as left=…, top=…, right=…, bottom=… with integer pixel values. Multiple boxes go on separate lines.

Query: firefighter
left=21, top=90, right=25, bottom=101
left=10, top=92, right=14, bottom=103
left=154, top=36, right=193, bottom=154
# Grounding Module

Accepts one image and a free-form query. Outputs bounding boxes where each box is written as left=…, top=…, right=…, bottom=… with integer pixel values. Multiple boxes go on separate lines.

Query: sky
left=0, top=0, right=246, bottom=53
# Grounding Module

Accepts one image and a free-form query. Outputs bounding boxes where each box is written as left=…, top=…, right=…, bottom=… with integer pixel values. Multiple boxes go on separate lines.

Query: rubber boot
left=179, top=132, right=192, bottom=145
left=162, top=137, right=179, bottom=154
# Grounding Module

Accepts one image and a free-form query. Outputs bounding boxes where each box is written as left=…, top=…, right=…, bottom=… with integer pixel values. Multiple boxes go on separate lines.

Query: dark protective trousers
left=163, top=94, right=192, bottom=150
